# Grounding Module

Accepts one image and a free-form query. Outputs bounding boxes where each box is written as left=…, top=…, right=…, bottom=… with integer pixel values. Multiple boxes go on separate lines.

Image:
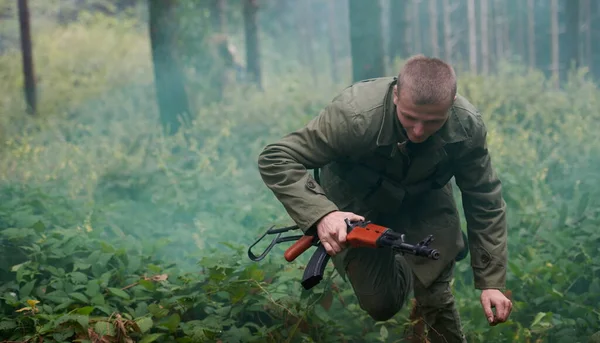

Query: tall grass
left=1, top=13, right=599, bottom=343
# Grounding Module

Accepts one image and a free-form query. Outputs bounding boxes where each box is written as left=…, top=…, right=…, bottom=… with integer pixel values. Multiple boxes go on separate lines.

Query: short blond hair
left=397, top=55, right=457, bottom=105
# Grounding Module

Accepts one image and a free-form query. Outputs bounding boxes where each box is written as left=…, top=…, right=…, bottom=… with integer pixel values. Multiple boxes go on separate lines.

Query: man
left=257, top=55, right=512, bottom=342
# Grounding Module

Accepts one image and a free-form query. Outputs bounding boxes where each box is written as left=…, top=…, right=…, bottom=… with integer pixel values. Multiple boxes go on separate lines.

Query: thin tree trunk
left=480, top=0, right=489, bottom=74
left=494, top=0, right=504, bottom=65
left=301, top=0, right=318, bottom=86
left=551, top=0, right=559, bottom=87
left=442, top=0, right=452, bottom=62
left=349, top=0, right=385, bottom=82
left=563, top=0, right=580, bottom=75
left=405, top=1, right=413, bottom=56
left=467, top=0, right=477, bottom=73
left=18, top=0, right=36, bottom=115
left=429, top=0, right=439, bottom=57
left=388, top=0, right=408, bottom=62
left=503, top=0, right=510, bottom=59
left=327, top=0, right=339, bottom=83
left=210, top=0, right=226, bottom=33
left=148, top=0, right=190, bottom=135
left=581, top=0, right=590, bottom=68
left=413, top=0, right=422, bottom=53
left=527, top=0, right=536, bottom=69
left=592, top=1, right=600, bottom=80
left=243, top=0, right=262, bottom=89
left=516, top=0, right=526, bottom=61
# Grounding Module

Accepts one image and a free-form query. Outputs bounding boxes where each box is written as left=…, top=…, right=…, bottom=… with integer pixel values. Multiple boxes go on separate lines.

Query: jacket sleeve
left=453, top=114, right=508, bottom=290
left=257, top=97, right=366, bottom=233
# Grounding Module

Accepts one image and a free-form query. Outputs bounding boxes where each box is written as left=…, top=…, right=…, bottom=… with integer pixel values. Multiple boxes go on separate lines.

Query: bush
left=1, top=14, right=600, bottom=343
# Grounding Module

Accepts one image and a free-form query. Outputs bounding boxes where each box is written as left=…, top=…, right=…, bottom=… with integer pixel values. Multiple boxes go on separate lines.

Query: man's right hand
left=317, top=211, right=365, bottom=256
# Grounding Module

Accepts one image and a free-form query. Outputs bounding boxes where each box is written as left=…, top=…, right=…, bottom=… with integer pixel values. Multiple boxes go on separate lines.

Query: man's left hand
left=480, top=289, right=512, bottom=326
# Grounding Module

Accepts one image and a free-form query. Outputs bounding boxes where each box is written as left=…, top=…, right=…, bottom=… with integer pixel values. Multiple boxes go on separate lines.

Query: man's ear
left=393, top=85, right=399, bottom=104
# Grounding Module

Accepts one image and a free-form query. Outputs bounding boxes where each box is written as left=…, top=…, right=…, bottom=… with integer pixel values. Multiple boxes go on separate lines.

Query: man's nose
left=413, top=122, right=424, bottom=136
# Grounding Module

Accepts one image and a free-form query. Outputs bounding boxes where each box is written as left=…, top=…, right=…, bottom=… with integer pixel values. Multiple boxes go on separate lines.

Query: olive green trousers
left=333, top=247, right=466, bottom=343
left=330, top=184, right=468, bottom=343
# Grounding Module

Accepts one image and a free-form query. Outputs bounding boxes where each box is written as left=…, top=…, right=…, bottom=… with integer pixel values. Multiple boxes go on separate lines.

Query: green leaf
left=531, top=312, right=547, bottom=327
left=127, top=255, right=142, bottom=273
left=135, top=317, right=153, bottom=333
left=160, top=313, right=180, bottom=333
left=379, top=325, right=388, bottom=340
left=148, top=303, right=169, bottom=318
left=74, top=262, right=91, bottom=271
left=19, top=279, right=36, bottom=299
left=107, top=287, right=130, bottom=300
left=85, top=281, right=100, bottom=298
left=139, top=333, right=164, bottom=343
left=11, top=261, right=29, bottom=272
left=70, top=292, right=89, bottom=303
left=70, top=272, right=88, bottom=284
left=0, top=321, right=17, bottom=331
left=32, top=220, right=46, bottom=233
left=76, top=306, right=95, bottom=315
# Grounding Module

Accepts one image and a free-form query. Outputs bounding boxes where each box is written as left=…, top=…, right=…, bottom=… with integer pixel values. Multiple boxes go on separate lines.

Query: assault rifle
left=248, top=219, right=440, bottom=290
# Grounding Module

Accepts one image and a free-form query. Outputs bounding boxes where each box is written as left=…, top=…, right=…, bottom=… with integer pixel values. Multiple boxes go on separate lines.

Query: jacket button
left=307, top=180, right=315, bottom=189
left=481, top=254, right=490, bottom=264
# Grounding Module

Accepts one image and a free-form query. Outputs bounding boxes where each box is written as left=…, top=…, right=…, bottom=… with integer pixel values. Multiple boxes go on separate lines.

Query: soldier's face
left=393, top=86, right=453, bottom=143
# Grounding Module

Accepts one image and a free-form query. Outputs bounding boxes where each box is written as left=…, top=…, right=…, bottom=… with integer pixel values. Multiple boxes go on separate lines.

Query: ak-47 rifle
left=248, top=218, right=440, bottom=290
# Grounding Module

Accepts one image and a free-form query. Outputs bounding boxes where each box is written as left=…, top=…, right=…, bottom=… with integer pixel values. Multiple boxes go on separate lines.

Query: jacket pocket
left=470, top=245, right=492, bottom=270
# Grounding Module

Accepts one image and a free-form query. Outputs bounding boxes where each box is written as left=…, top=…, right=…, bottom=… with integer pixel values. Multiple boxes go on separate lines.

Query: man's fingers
left=338, top=226, right=347, bottom=243
left=496, top=303, right=507, bottom=322
left=481, top=297, right=494, bottom=324
left=350, top=214, right=365, bottom=222
left=495, top=300, right=513, bottom=323
left=323, top=237, right=341, bottom=255
left=321, top=241, right=335, bottom=255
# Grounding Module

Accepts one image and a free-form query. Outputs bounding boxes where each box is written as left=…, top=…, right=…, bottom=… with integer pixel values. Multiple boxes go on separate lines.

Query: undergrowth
left=1, top=11, right=600, bottom=343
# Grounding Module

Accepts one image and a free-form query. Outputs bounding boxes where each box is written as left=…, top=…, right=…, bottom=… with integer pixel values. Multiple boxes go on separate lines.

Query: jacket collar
left=376, top=79, right=470, bottom=147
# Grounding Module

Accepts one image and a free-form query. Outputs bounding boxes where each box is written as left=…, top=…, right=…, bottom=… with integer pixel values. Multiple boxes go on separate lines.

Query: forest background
left=1, top=0, right=600, bottom=342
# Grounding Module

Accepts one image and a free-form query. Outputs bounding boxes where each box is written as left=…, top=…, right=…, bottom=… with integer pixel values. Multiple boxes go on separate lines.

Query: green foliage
left=1, top=13, right=600, bottom=343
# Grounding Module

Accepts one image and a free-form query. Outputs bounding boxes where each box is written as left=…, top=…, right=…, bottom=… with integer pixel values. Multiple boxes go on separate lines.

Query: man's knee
left=357, top=294, right=405, bottom=321
left=341, top=249, right=413, bottom=321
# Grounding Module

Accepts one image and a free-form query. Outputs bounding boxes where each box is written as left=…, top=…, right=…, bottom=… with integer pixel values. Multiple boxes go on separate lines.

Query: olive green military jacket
left=257, top=77, right=507, bottom=290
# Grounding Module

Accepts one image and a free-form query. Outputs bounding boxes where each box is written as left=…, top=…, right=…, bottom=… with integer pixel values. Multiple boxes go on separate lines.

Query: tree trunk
left=148, top=0, right=190, bottom=135
left=18, top=0, right=36, bottom=115
left=243, top=0, right=262, bottom=89
left=442, top=0, right=453, bottom=62
left=562, top=0, right=580, bottom=79
left=301, top=0, right=317, bottom=86
left=494, top=0, right=504, bottom=64
left=527, top=0, right=536, bottom=69
left=581, top=0, right=590, bottom=68
left=467, top=0, right=477, bottom=73
left=551, top=0, right=559, bottom=87
left=412, top=0, right=422, bottom=54
left=210, top=0, right=227, bottom=33
left=429, top=0, right=439, bottom=57
left=349, top=0, right=385, bottom=82
left=480, top=0, right=489, bottom=74
left=327, top=0, right=339, bottom=83
left=516, top=0, right=526, bottom=62
left=388, top=0, right=408, bottom=63
left=591, top=0, right=600, bottom=81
